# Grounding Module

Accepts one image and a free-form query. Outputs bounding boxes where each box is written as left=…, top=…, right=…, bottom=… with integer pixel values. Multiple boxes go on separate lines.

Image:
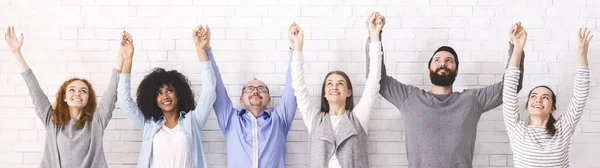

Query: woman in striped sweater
left=502, top=24, right=592, bottom=167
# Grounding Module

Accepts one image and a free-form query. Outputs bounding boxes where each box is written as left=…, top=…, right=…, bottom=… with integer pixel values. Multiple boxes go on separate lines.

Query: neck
left=328, top=102, right=346, bottom=116
left=529, top=115, right=549, bottom=127
left=163, top=110, right=180, bottom=128
left=247, top=107, right=266, bottom=117
left=430, top=85, right=453, bottom=95
left=68, top=107, right=83, bottom=119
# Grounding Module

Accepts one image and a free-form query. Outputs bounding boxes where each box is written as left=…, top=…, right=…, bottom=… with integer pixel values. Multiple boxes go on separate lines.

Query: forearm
left=197, top=49, right=209, bottom=62
left=114, top=54, right=124, bottom=72
left=12, top=51, right=30, bottom=72
left=508, top=46, right=523, bottom=68
left=578, top=50, right=589, bottom=68
left=122, top=58, right=132, bottom=74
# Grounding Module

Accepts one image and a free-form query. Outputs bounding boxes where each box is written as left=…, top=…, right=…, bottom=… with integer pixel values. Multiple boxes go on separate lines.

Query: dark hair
left=526, top=85, right=557, bottom=136
left=53, top=78, right=97, bottom=129
left=136, top=68, right=195, bottom=121
left=320, top=70, right=354, bottom=112
left=428, top=46, right=459, bottom=70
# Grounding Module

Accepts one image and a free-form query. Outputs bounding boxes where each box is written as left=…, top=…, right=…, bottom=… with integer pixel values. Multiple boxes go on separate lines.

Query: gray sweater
left=22, top=69, right=119, bottom=168
left=365, top=37, right=524, bottom=168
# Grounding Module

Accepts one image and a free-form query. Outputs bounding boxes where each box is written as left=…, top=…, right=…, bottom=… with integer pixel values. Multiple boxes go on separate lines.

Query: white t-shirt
left=328, top=115, right=343, bottom=168
left=150, top=124, right=191, bottom=168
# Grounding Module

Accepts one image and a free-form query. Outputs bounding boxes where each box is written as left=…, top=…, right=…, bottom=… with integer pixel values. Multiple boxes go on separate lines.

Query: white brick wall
left=1, top=0, right=600, bottom=167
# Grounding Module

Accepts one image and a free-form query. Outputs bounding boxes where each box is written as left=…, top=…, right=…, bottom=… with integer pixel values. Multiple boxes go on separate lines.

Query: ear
left=347, top=89, right=352, bottom=97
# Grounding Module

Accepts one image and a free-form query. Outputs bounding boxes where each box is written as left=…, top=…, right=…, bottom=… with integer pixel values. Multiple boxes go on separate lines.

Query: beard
left=248, top=95, right=264, bottom=106
left=429, top=67, right=457, bottom=86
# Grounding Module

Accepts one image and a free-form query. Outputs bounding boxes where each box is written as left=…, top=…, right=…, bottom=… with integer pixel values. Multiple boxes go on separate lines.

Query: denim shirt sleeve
left=272, top=50, right=298, bottom=130
left=117, top=74, right=147, bottom=130
left=208, top=50, right=239, bottom=134
left=190, top=61, right=217, bottom=128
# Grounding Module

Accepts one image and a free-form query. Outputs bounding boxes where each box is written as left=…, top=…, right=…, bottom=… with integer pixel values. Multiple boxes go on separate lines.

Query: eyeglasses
left=243, top=85, right=268, bottom=93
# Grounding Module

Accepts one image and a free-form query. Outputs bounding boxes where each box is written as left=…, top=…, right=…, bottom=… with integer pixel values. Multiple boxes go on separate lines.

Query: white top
left=151, top=124, right=191, bottom=168
left=502, top=67, right=590, bottom=168
left=291, top=42, right=383, bottom=168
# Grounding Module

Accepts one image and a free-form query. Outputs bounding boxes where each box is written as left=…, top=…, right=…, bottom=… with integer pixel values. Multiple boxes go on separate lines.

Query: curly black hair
left=136, top=68, right=196, bottom=121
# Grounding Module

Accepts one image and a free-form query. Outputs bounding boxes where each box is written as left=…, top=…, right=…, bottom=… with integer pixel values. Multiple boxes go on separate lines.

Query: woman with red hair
left=4, top=26, right=130, bottom=168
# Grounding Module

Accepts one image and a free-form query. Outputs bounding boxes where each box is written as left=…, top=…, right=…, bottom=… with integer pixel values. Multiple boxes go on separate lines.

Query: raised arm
left=502, top=23, right=528, bottom=136
left=353, top=14, right=384, bottom=132
left=272, top=25, right=298, bottom=130
left=117, top=31, right=147, bottom=129
left=206, top=32, right=238, bottom=134
left=290, top=23, right=320, bottom=132
left=558, top=27, right=592, bottom=130
left=190, top=25, right=217, bottom=128
left=94, top=32, right=128, bottom=128
left=6, top=26, right=52, bottom=126
left=475, top=22, right=527, bottom=112
left=364, top=12, right=417, bottom=109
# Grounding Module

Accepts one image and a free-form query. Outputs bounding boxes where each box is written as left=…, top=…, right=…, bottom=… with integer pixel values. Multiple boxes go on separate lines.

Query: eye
left=530, top=95, right=536, bottom=99
left=81, top=90, right=87, bottom=94
left=157, top=91, right=162, bottom=95
left=337, top=82, right=344, bottom=86
left=543, top=96, right=549, bottom=100
left=326, top=82, right=333, bottom=86
left=69, top=89, right=75, bottom=92
left=167, top=89, right=173, bottom=93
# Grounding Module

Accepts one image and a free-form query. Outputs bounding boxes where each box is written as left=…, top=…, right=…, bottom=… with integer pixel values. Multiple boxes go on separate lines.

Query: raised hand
left=512, top=23, right=527, bottom=50
left=193, top=25, right=211, bottom=51
left=288, top=23, right=304, bottom=51
left=367, top=12, right=385, bottom=42
left=578, top=27, right=593, bottom=67
left=508, top=22, right=523, bottom=44
left=4, top=26, right=24, bottom=53
left=120, top=31, right=134, bottom=60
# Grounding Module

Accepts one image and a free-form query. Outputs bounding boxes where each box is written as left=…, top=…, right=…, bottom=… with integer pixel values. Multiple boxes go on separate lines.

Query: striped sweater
left=502, top=67, right=590, bottom=168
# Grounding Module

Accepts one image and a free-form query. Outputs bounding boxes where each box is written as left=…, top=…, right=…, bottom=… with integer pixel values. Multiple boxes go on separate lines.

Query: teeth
left=162, top=101, right=171, bottom=105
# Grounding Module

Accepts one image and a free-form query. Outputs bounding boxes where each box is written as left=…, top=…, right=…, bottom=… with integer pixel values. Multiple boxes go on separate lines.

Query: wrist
left=294, top=43, right=303, bottom=51
left=11, top=50, right=21, bottom=55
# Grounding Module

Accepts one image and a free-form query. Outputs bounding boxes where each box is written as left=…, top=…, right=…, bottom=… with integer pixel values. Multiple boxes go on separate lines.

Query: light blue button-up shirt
left=208, top=50, right=297, bottom=168
left=117, top=61, right=216, bottom=168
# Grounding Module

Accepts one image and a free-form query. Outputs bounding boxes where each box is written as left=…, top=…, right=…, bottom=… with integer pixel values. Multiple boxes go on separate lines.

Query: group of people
left=3, top=11, right=592, bottom=168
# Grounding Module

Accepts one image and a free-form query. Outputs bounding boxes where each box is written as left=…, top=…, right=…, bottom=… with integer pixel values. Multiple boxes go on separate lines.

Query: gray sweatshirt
left=22, top=69, right=119, bottom=168
left=365, top=37, right=524, bottom=168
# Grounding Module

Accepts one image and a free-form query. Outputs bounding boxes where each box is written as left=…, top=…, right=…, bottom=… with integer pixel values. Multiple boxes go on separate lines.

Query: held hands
left=366, top=12, right=385, bottom=42
left=4, top=26, right=24, bottom=54
left=120, top=31, right=134, bottom=60
left=288, top=23, right=304, bottom=51
left=509, top=22, right=527, bottom=50
left=193, top=25, right=211, bottom=51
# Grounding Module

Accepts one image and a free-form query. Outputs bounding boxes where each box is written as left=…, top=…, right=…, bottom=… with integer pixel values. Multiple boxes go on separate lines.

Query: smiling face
left=322, top=73, right=352, bottom=104
left=156, top=84, right=179, bottom=114
left=240, top=80, right=271, bottom=110
left=63, top=80, right=90, bottom=110
left=428, top=51, right=458, bottom=86
left=526, top=87, right=556, bottom=118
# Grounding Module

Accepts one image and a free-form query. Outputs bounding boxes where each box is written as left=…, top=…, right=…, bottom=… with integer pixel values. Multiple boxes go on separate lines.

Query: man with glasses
left=203, top=24, right=298, bottom=168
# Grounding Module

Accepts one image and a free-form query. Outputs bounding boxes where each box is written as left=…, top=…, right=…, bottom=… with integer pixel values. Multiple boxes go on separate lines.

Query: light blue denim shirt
left=209, top=50, right=297, bottom=168
left=117, top=61, right=216, bottom=168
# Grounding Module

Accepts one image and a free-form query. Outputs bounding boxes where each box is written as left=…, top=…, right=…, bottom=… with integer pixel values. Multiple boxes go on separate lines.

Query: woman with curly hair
left=117, top=25, right=216, bottom=168
left=4, top=26, right=124, bottom=168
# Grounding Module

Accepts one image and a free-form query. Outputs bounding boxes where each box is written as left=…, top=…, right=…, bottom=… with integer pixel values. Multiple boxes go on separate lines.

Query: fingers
left=584, top=28, right=591, bottom=40
left=193, top=26, right=200, bottom=36
left=20, top=33, right=24, bottom=43
left=205, top=25, right=210, bottom=35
